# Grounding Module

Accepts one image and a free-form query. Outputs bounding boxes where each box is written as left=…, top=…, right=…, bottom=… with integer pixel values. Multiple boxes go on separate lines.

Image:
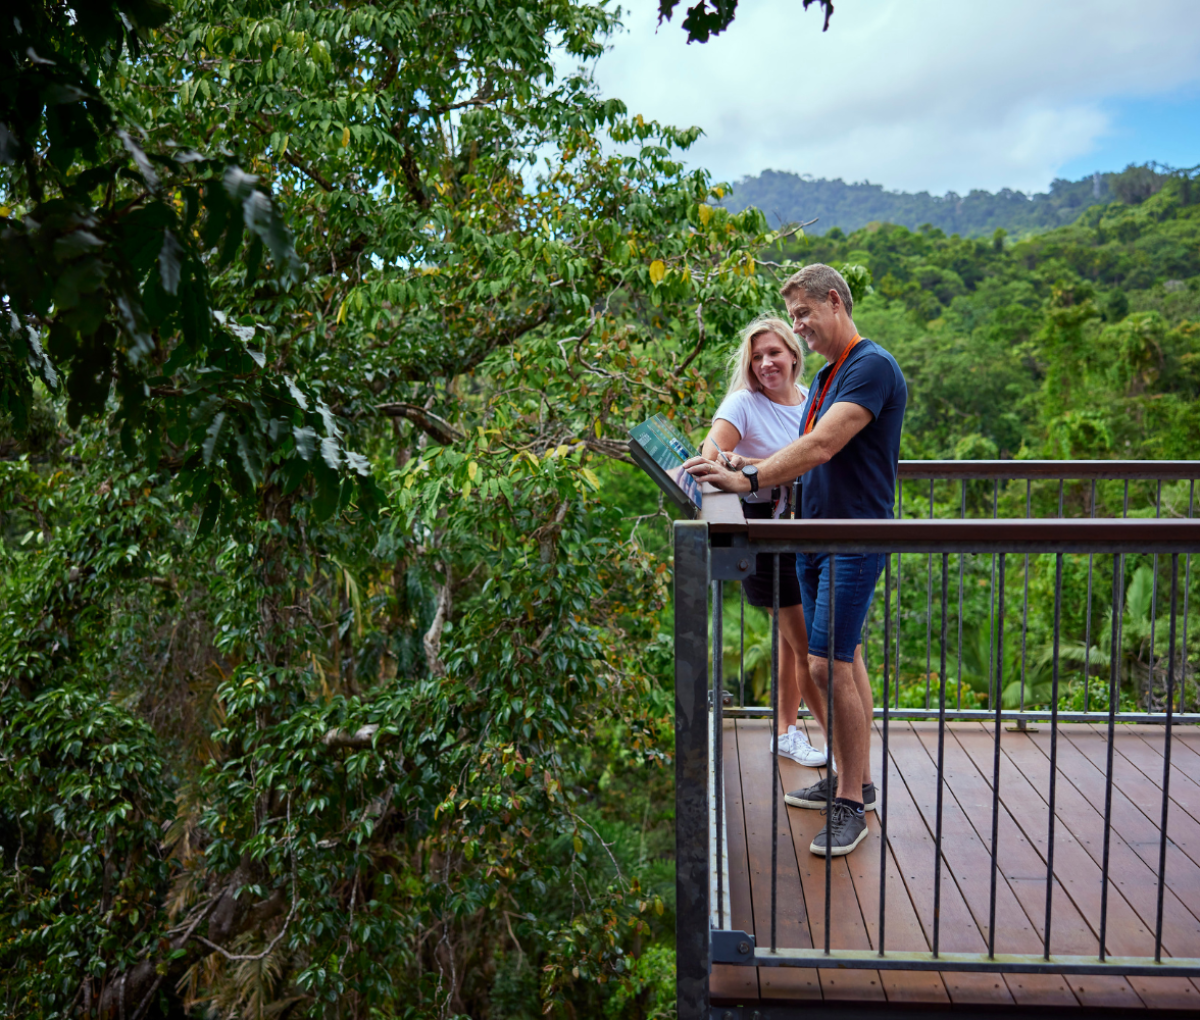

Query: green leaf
left=235, top=431, right=263, bottom=485
left=117, top=129, right=160, bottom=192
left=158, top=229, right=182, bottom=294
left=202, top=411, right=227, bottom=465
left=244, top=234, right=263, bottom=284
left=293, top=425, right=316, bottom=460
left=320, top=435, right=341, bottom=470
left=284, top=376, right=309, bottom=411
left=195, top=483, right=222, bottom=539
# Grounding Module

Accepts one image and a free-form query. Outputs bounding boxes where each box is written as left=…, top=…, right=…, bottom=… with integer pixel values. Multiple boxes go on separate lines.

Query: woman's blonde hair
left=726, top=315, right=805, bottom=395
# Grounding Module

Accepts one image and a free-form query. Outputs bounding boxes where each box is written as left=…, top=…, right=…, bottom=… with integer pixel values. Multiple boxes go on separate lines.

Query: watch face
left=743, top=465, right=757, bottom=476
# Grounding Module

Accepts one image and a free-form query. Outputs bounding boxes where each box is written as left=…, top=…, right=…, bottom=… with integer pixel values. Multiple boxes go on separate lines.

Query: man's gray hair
left=781, top=263, right=854, bottom=317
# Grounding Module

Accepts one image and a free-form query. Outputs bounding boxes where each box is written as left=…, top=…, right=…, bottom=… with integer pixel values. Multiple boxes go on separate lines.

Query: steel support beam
left=741, top=945, right=1200, bottom=978
left=675, top=521, right=710, bottom=1020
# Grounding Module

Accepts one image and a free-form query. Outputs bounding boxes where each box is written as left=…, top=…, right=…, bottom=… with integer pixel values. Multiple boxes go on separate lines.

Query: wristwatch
left=741, top=464, right=759, bottom=494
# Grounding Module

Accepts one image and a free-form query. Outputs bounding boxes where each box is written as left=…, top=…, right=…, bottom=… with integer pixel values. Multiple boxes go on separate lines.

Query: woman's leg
left=776, top=604, right=827, bottom=740
left=773, top=621, right=800, bottom=735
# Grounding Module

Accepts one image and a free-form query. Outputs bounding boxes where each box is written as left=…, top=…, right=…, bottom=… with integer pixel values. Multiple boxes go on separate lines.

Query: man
left=685, top=264, right=907, bottom=857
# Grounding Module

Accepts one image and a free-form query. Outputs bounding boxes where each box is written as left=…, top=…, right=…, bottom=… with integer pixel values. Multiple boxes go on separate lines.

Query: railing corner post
left=674, top=520, right=710, bottom=1020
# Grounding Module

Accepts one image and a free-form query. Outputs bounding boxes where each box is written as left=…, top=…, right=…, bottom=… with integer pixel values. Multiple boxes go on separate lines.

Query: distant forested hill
left=769, top=176, right=1200, bottom=461
left=724, top=164, right=1177, bottom=238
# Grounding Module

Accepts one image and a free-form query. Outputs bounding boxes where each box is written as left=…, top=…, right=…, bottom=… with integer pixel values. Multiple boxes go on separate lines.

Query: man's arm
left=684, top=401, right=874, bottom=493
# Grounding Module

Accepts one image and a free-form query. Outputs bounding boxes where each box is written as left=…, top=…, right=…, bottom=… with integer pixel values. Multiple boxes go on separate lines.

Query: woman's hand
left=701, top=438, right=747, bottom=471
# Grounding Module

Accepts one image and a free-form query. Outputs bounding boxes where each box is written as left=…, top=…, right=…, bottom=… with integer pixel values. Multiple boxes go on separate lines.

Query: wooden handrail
left=898, top=460, right=1200, bottom=480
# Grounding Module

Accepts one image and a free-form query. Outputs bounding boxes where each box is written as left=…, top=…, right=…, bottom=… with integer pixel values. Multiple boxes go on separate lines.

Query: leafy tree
left=657, top=0, right=834, bottom=43
left=1, top=2, right=794, bottom=1017
left=1, top=0, right=304, bottom=479
left=4, top=3, right=1200, bottom=1018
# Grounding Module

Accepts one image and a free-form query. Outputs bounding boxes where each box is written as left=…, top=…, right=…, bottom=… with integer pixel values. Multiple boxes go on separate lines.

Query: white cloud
left=589, top=0, right=1200, bottom=193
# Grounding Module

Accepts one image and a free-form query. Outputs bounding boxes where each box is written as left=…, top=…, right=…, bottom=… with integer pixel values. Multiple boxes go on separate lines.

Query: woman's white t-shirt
left=712, top=386, right=809, bottom=513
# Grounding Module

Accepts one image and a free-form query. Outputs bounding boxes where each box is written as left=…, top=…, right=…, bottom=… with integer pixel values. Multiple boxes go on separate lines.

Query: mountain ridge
left=723, top=164, right=1176, bottom=239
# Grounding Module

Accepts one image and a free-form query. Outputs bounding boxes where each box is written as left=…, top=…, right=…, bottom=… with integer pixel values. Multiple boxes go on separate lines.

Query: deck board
left=710, top=719, right=759, bottom=1003
left=864, top=720, right=1014, bottom=1006
left=807, top=714, right=952, bottom=1005
left=886, top=722, right=1079, bottom=1007
left=1002, top=724, right=1200, bottom=1009
left=951, top=724, right=1146, bottom=1008
left=734, top=719, right=822, bottom=1001
left=714, top=719, right=1200, bottom=1011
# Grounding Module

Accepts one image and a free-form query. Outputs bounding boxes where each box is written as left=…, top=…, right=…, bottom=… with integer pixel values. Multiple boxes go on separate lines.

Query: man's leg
left=808, top=653, right=868, bottom=803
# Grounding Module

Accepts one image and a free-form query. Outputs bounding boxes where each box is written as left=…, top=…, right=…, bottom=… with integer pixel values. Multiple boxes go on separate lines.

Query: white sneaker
left=770, top=725, right=829, bottom=767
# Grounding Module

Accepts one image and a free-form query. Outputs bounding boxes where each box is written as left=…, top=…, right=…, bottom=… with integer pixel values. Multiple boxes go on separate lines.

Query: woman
left=702, top=315, right=829, bottom=766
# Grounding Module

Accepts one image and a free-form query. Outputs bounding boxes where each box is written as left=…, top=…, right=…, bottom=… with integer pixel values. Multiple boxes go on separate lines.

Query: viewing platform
left=714, top=717, right=1200, bottom=1014
left=662, top=460, right=1200, bottom=1020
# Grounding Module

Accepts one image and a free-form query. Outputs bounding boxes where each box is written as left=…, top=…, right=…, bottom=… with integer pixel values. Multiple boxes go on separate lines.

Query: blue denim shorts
left=797, top=552, right=885, bottom=663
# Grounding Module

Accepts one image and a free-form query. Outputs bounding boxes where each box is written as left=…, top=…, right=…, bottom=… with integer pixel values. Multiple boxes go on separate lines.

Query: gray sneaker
left=784, top=775, right=877, bottom=812
left=810, top=801, right=868, bottom=856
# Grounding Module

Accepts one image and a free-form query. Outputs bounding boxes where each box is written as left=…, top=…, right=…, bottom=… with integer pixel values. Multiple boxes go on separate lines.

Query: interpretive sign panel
left=629, top=414, right=703, bottom=517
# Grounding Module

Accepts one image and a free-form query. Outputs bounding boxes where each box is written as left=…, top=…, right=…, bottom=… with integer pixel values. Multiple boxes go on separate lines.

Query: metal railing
left=674, top=461, right=1200, bottom=1020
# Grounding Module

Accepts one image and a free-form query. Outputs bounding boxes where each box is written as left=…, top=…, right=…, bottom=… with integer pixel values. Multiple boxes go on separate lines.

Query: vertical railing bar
left=1021, top=552, right=1030, bottom=713
left=1099, top=553, right=1124, bottom=962
left=739, top=584, right=746, bottom=709
left=770, top=555, right=780, bottom=954
left=1022, top=470, right=1032, bottom=717
left=896, top=483, right=903, bottom=710
left=712, top=579, right=725, bottom=930
left=959, top=480, right=966, bottom=711
left=1057, top=478, right=1064, bottom=519
left=1085, top=479, right=1096, bottom=713
left=864, top=597, right=872, bottom=681
left=1183, top=480, right=1194, bottom=715
left=824, top=552, right=836, bottom=955
left=987, top=552, right=1006, bottom=959
left=933, top=553, right=949, bottom=957
left=1123, top=479, right=1129, bottom=518
left=1148, top=480, right=1162, bottom=712
left=988, top=479, right=998, bottom=709
left=926, top=479, right=934, bottom=709
left=1154, top=554, right=1179, bottom=963
left=862, top=465, right=875, bottom=683
left=879, top=554, right=892, bottom=957
left=1044, top=553, right=1064, bottom=960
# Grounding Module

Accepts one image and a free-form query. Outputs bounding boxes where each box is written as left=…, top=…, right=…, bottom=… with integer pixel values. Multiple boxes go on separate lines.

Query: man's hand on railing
left=684, top=455, right=752, bottom=493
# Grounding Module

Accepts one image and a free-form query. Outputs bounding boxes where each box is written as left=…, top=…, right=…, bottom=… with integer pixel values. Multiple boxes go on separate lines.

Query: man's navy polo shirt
left=799, top=338, right=907, bottom=520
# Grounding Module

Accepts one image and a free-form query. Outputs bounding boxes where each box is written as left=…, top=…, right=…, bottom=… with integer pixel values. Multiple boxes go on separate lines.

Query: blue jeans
left=797, top=552, right=885, bottom=663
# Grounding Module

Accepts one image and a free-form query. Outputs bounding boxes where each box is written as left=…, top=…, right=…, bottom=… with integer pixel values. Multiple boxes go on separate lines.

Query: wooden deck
left=713, top=718, right=1200, bottom=1012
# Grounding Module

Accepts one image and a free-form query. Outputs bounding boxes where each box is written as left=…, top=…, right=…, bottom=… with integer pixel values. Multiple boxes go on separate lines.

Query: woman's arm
left=701, top=418, right=750, bottom=469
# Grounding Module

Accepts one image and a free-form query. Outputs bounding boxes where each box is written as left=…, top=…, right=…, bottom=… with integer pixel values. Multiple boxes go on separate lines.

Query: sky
left=587, top=0, right=1200, bottom=195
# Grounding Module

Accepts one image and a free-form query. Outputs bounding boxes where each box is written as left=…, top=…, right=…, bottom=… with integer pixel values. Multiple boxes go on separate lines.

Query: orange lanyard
left=804, top=334, right=861, bottom=435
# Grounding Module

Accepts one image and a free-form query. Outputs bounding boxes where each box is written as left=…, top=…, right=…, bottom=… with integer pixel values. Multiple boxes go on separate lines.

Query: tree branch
left=678, top=301, right=707, bottom=373
left=283, top=150, right=334, bottom=193
left=322, top=723, right=380, bottom=750
left=424, top=567, right=452, bottom=676
left=376, top=403, right=464, bottom=446
left=191, top=802, right=298, bottom=963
